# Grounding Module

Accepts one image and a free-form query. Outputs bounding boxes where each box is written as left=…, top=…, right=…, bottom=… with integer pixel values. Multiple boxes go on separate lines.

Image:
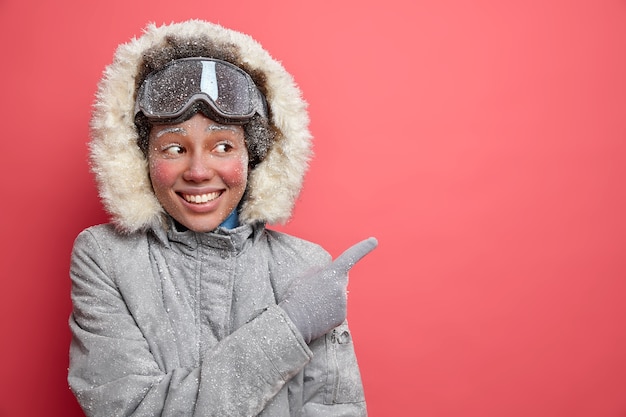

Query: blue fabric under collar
left=219, top=209, right=239, bottom=230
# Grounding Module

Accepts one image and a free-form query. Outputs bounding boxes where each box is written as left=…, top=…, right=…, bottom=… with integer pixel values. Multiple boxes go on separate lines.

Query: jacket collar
left=151, top=215, right=263, bottom=253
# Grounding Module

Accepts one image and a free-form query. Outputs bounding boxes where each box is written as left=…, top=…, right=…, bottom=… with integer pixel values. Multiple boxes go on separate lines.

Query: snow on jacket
left=68, top=20, right=367, bottom=416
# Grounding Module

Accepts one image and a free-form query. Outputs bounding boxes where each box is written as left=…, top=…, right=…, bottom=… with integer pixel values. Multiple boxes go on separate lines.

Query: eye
left=214, top=142, right=234, bottom=153
left=162, top=144, right=185, bottom=156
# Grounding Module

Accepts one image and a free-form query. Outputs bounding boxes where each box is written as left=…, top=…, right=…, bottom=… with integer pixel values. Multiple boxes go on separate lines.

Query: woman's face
left=148, top=113, right=248, bottom=232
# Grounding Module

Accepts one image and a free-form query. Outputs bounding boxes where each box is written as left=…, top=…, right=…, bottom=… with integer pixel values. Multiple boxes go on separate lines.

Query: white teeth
left=183, top=192, right=220, bottom=204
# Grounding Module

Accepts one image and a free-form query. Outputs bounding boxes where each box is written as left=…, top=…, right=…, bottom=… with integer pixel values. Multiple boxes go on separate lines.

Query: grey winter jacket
left=68, top=19, right=368, bottom=416
left=69, top=220, right=367, bottom=416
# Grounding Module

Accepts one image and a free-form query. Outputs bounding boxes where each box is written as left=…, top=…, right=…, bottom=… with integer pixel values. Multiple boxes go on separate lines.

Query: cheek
left=221, top=157, right=249, bottom=187
left=149, top=159, right=177, bottom=191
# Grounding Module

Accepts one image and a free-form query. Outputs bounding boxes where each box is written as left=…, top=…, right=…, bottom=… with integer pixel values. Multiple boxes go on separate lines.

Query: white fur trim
left=90, top=20, right=312, bottom=233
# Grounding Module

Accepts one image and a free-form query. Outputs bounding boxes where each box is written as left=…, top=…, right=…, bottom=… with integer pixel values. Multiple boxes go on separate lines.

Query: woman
left=68, top=19, right=377, bottom=416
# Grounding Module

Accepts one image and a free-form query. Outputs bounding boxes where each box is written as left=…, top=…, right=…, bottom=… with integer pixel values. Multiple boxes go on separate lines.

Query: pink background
left=1, top=1, right=625, bottom=416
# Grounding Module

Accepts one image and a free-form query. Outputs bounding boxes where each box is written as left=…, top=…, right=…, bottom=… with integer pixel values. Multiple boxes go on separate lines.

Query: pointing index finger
left=332, top=237, right=378, bottom=273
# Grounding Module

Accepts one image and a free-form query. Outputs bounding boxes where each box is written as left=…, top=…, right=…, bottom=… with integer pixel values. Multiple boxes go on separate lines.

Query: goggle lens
left=136, top=58, right=266, bottom=123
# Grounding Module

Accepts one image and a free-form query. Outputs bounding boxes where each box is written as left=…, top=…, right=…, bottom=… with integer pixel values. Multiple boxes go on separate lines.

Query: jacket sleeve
left=298, top=322, right=368, bottom=416
left=264, top=231, right=368, bottom=416
left=68, top=228, right=313, bottom=417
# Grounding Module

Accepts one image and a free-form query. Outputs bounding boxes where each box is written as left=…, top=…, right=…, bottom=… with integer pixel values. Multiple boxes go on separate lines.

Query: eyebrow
left=154, top=127, right=186, bottom=139
left=154, top=124, right=238, bottom=139
left=206, top=124, right=239, bottom=133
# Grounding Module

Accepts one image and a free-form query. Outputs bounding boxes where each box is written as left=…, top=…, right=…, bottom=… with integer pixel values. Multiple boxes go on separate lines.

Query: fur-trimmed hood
left=90, top=20, right=312, bottom=233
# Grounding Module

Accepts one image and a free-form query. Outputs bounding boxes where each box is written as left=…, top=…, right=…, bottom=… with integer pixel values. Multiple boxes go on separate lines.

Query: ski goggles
left=135, top=57, right=268, bottom=124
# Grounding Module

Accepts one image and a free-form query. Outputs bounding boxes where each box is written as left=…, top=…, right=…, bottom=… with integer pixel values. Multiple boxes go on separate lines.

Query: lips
left=180, top=191, right=222, bottom=204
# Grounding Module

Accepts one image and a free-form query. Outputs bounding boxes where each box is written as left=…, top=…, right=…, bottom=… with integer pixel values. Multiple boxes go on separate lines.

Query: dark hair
left=134, top=33, right=275, bottom=168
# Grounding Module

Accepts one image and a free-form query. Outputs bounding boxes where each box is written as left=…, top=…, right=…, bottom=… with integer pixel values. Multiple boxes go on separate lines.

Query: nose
left=183, top=153, right=215, bottom=183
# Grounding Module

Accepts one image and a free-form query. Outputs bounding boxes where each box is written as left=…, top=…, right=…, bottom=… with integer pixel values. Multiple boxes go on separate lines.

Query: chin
left=173, top=215, right=220, bottom=233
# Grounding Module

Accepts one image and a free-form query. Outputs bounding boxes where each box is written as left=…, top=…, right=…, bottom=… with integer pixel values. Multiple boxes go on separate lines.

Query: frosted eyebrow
left=206, top=124, right=239, bottom=133
left=154, top=127, right=186, bottom=139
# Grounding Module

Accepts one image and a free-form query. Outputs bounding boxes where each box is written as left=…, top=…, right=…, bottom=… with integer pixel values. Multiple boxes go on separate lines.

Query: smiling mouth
left=181, top=191, right=222, bottom=204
